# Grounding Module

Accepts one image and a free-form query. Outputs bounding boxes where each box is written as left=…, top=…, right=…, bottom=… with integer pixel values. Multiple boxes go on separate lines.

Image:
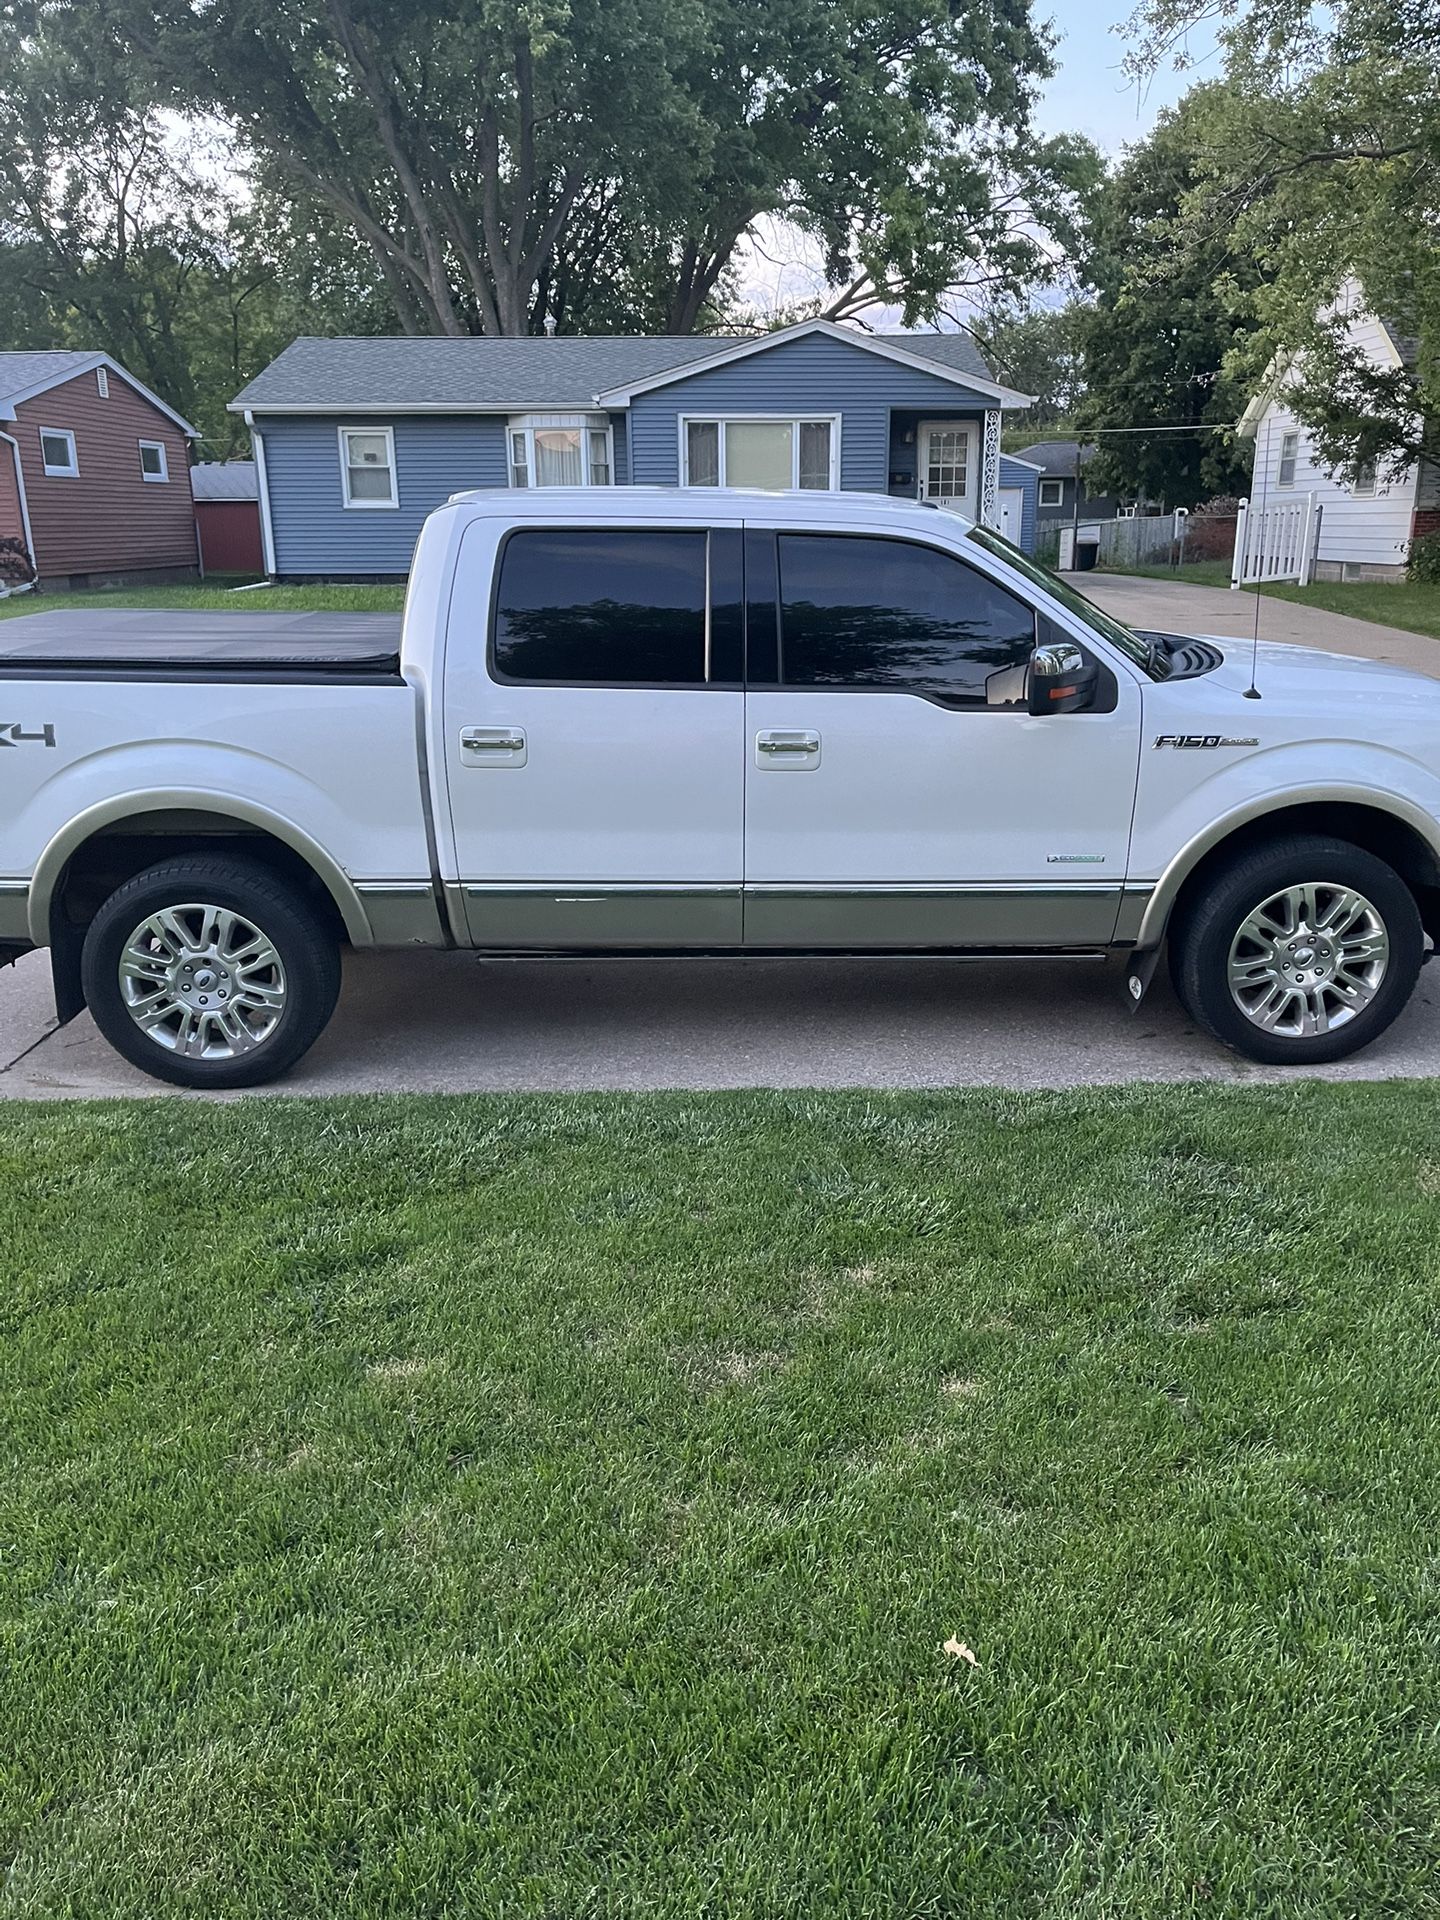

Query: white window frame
left=138, top=438, right=169, bottom=483
left=1038, top=478, right=1064, bottom=507
left=1277, top=430, right=1299, bottom=489
left=96, top=367, right=109, bottom=399
left=338, top=424, right=398, bottom=510
left=679, top=414, right=841, bottom=490
left=1352, top=457, right=1378, bottom=498
left=507, top=414, right=614, bottom=488
left=39, top=427, right=78, bottom=478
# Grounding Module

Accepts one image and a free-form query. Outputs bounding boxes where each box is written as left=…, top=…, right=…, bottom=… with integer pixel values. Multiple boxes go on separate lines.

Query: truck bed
left=0, top=609, right=403, bottom=681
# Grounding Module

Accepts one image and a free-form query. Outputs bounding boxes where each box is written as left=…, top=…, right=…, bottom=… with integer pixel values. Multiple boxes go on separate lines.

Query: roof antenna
left=1243, top=415, right=1270, bottom=700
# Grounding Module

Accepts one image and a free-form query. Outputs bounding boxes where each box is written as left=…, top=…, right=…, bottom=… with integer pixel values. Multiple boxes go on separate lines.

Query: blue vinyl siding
left=260, top=416, right=507, bottom=575
left=609, top=411, right=629, bottom=485
left=999, top=455, right=1038, bottom=553
left=627, top=333, right=996, bottom=493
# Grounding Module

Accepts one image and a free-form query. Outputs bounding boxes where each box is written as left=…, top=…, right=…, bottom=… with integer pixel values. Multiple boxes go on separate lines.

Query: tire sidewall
left=82, top=860, right=339, bottom=1089
left=1181, top=840, right=1422, bottom=1065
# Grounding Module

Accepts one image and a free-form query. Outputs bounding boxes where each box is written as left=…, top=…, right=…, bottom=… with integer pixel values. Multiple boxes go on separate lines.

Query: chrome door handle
left=757, top=733, right=820, bottom=754
left=461, top=727, right=525, bottom=750
left=460, top=725, right=527, bottom=767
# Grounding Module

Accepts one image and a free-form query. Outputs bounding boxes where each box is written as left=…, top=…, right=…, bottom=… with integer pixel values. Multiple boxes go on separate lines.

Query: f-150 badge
left=0, top=722, right=57, bottom=747
left=1153, top=733, right=1258, bottom=750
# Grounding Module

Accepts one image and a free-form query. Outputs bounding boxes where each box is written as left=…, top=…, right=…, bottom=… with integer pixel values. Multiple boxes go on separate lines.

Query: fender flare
left=28, top=789, right=374, bottom=948
left=1135, top=783, right=1440, bottom=950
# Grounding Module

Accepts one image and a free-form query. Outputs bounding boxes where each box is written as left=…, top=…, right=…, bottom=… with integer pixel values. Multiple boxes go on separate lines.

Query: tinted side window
left=776, top=533, right=1036, bottom=706
left=494, top=529, right=708, bottom=684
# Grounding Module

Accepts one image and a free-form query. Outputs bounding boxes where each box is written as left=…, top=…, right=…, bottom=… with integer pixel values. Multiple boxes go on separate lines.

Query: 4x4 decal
left=0, top=722, right=57, bottom=748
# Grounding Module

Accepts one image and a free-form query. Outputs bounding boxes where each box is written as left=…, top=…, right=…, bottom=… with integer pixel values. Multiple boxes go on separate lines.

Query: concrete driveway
left=4, top=571, right=1438, bottom=1100
left=1069, top=571, right=1440, bottom=679
left=5, top=944, right=1440, bottom=1099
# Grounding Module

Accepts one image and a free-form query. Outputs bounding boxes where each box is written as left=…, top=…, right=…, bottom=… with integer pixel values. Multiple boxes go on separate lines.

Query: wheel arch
left=1138, top=789, right=1440, bottom=950
left=33, top=795, right=371, bottom=1021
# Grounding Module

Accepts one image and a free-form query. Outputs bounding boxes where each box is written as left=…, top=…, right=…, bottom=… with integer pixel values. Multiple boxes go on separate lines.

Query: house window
left=1353, top=457, right=1378, bottom=497
left=138, top=439, right=169, bottom=483
left=1277, top=431, right=1298, bottom=488
left=1039, top=479, right=1064, bottom=507
left=39, top=428, right=78, bottom=477
left=507, top=415, right=613, bottom=488
left=682, top=417, right=837, bottom=490
left=96, top=367, right=108, bottom=399
left=338, top=426, right=396, bottom=508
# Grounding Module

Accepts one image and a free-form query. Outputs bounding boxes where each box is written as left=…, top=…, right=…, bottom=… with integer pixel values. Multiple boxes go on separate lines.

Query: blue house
left=230, top=319, right=1039, bottom=578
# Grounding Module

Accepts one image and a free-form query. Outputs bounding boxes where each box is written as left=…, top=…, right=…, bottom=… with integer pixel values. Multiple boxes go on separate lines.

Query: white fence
left=1231, top=493, right=1318, bottom=588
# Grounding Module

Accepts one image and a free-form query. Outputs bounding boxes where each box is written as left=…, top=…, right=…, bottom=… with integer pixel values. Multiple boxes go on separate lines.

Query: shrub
left=0, top=536, right=36, bottom=587
left=1407, top=529, right=1440, bottom=585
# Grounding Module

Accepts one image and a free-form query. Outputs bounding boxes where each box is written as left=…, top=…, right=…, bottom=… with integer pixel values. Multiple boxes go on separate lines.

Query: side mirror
left=1027, top=638, right=1098, bottom=716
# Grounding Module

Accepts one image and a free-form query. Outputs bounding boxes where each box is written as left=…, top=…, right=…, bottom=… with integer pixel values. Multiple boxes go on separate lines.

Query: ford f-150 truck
left=3, top=487, right=1437, bottom=1088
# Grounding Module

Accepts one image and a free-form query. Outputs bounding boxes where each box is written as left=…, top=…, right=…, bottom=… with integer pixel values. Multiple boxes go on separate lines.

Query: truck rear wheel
left=1169, top=834, right=1422, bottom=1065
left=81, top=855, right=341, bottom=1089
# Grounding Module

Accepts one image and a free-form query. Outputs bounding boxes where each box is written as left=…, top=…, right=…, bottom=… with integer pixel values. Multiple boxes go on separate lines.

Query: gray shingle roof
left=0, top=350, right=102, bottom=406
left=1010, top=438, right=1095, bottom=477
left=231, top=326, right=1001, bottom=413
left=191, top=460, right=258, bottom=501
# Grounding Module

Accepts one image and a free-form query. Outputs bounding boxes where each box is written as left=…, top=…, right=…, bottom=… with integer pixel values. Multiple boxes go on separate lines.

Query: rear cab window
left=491, top=527, right=742, bottom=686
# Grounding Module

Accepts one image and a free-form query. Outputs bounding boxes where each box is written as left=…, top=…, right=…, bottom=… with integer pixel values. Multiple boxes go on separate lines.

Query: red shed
left=0, top=350, right=198, bottom=589
left=192, top=460, right=264, bottom=576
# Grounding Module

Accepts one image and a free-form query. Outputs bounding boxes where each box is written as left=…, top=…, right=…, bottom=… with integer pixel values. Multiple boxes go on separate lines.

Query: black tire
left=1169, top=833, right=1423, bottom=1065
left=81, top=855, right=341, bottom=1089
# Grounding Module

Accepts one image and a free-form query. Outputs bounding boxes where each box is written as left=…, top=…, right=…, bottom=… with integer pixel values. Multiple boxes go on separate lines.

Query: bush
left=1407, top=529, right=1440, bottom=585
left=0, top=536, right=36, bottom=588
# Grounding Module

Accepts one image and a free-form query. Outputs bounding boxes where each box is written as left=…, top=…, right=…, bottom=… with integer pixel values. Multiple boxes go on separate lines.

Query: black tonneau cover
left=0, top=608, right=403, bottom=678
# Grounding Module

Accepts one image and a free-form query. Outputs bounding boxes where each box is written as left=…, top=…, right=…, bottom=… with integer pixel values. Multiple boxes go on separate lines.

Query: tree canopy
left=1123, top=0, right=1440, bottom=480
left=20, top=0, right=1098, bottom=340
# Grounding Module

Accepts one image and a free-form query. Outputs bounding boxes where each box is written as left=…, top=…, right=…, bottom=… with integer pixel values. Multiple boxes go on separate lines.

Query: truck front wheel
left=81, top=855, right=342, bottom=1089
left=1170, top=834, right=1423, bottom=1065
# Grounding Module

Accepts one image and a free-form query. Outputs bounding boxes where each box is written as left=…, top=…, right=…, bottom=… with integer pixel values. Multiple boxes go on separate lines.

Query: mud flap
left=1125, top=945, right=1164, bottom=1011
left=48, top=916, right=86, bottom=1024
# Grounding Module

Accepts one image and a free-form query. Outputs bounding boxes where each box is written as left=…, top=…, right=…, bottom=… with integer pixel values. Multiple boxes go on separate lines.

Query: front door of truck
left=741, top=523, right=1142, bottom=948
left=444, top=516, right=745, bottom=948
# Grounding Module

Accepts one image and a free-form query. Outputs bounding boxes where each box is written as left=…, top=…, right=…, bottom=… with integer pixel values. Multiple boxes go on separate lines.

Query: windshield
left=965, top=524, right=1160, bottom=675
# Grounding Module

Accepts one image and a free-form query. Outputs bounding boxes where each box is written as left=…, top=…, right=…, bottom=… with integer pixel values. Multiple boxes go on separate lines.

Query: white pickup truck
left=3, top=487, right=1437, bottom=1087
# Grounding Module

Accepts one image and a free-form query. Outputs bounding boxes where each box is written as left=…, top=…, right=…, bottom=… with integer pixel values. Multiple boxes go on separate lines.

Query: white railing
left=1231, top=492, right=1318, bottom=588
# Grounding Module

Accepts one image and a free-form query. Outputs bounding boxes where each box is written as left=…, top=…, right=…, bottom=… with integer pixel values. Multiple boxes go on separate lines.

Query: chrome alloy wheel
left=117, top=903, right=288, bottom=1059
left=1226, top=881, right=1389, bottom=1037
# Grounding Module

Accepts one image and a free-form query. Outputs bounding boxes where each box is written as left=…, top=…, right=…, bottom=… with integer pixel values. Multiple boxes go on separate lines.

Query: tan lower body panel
left=455, top=883, right=1147, bottom=952
left=742, top=885, right=1125, bottom=950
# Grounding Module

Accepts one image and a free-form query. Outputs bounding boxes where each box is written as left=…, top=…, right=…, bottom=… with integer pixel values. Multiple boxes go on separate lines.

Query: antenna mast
left=1244, top=417, right=1270, bottom=700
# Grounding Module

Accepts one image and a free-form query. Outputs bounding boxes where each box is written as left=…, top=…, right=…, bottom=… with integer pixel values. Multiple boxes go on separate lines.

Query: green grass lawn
left=1258, top=578, right=1440, bottom=642
left=0, top=580, right=405, bottom=620
left=3, top=1086, right=1439, bottom=1918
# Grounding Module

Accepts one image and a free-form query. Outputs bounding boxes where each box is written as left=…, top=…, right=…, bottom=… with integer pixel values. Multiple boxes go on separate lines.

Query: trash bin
left=1075, top=540, right=1099, bottom=572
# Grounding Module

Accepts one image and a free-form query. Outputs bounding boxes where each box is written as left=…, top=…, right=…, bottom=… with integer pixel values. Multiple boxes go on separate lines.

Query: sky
left=1035, top=0, right=1225, bottom=153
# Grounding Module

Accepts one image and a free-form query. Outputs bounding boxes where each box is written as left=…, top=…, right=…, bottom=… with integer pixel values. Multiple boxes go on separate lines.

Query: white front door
left=742, top=521, right=1141, bottom=948
left=997, top=486, right=1025, bottom=544
left=917, top=420, right=977, bottom=516
left=444, top=518, right=745, bottom=947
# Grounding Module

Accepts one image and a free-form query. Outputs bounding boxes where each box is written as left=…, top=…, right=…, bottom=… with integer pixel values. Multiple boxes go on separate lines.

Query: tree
left=1124, top=0, right=1440, bottom=480
left=970, top=299, right=1088, bottom=428
left=0, top=13, right=391, bottom=449
left=52, top=0, right=1098, bottom=336
left=1069, top=87, right=1256, bottom=509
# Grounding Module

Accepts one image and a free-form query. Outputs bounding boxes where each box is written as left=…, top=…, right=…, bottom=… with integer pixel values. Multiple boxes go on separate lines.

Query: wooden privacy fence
left=1230, top=493, right=1319, bottom=588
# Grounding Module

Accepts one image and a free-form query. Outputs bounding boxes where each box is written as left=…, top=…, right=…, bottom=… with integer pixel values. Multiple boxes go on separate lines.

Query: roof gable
left=0, top=349, right=196, bottom=434
left=593, top=319, right=1029, bottom=407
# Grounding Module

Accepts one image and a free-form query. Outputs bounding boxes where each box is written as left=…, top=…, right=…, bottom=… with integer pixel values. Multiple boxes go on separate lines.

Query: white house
left=1238, top=282, right=1439, bottom=583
